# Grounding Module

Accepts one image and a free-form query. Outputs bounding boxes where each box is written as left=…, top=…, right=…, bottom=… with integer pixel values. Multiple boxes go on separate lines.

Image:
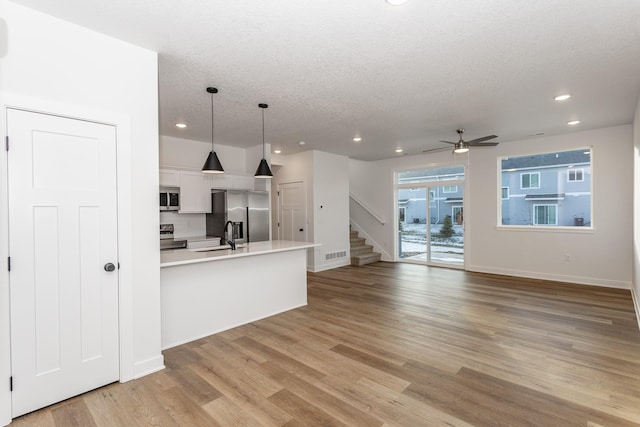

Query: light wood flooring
left=12, top=262, right=640, bottom=426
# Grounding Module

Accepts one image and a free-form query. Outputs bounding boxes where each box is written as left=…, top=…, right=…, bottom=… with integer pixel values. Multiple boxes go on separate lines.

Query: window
left=521, top=172, right=540, bottom=189
left=568, top=168, right=583, bottom=182
left=429, top=190, right=435, bottom=201
left=399, top=207, right=406, bottom=223
left=534, top=205, right=557, bottom=225
left=452, top=206, right=463, bottom=225
left=500, top=148, right=591, bottom=227
left=443, top=185, right=457, bottom=193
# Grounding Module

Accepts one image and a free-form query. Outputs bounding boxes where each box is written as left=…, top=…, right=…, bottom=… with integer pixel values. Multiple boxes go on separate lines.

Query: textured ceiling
left=13, top=0, right=640, bottom=161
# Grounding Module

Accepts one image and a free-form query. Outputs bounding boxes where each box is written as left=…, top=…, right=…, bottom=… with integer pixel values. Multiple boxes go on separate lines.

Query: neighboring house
left=501, top=150, right=591, bottom=226
left=397, top=166, right=464, bottom=225
left=398, top=186, right=463, bottom=225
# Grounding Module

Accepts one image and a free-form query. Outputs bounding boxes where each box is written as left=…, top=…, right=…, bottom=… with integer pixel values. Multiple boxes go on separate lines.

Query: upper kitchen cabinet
left=159, top=168, right=180, bottom=187
left=179, top=171, right=212, bottom=213
left=211, top=173, right=254, bottom=191
left=232, top=174, right=254, bottom=190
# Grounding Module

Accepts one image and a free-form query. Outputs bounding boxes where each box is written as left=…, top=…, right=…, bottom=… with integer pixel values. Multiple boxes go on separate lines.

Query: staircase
left=350, top=228, right=381, bottom=266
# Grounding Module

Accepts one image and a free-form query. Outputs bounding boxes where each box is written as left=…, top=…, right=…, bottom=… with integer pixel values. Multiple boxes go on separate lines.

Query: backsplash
left=159, top=212, right=206, bottom=238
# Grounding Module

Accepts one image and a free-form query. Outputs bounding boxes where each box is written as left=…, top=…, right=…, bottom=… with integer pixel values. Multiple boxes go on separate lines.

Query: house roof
left=501, top=150, right=590, bottom=170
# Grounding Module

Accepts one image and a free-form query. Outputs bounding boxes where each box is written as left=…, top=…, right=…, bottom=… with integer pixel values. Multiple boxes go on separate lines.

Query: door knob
left=104, top=263, right=116, bottom=272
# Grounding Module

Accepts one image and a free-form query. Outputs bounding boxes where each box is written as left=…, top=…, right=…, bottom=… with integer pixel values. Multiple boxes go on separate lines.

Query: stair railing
left=349, top=193, right=385, bottom=225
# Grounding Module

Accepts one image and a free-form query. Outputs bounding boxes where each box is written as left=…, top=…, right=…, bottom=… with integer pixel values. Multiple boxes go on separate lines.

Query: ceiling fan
left=423, top=129, right=499, bottom=153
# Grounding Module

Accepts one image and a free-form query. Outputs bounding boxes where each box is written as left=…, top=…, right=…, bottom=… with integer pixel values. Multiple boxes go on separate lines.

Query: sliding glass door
left=396, top=166, right=464, bottom=268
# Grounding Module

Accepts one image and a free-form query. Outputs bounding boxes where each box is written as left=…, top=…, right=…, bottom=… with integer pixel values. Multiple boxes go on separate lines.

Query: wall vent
left=325, top=251, right=347, bottom=260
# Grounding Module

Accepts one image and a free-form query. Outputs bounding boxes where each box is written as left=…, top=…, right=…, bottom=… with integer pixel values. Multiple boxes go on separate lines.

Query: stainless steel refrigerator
left=206, top=190, right=270, bottom=243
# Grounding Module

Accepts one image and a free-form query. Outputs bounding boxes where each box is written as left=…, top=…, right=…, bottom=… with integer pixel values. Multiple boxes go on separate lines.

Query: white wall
left=0, top=2, right=162, bottom=424
left=349, top=125, right=633, bottom=289
left=272, top=151, right=314, bottom=253
left=312, top=151, right=350, bottom=271
left=633, top=96, right=640, bottom=326
left=272, top=150, right=350, bottom=271
left=468, top=125, right=632, bottom=288
left=160, top=135, right=246, bottom=172
left=349, top=150, right=469, bottom=260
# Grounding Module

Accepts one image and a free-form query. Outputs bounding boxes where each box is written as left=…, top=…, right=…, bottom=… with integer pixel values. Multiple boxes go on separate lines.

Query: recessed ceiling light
left=298, top=141, right=306, bottom=146
left=353, top=137, right=362, bottom=142
left=554, top=94, right=571, bottom=101
left=386, top=0, right=409, bottom=5
left=395, top=148, right=403, bottom=153
left=274, top=149, right=281, bottom=154
left=175, top=123, right=187, bottom=128
left=567, top=120, right=581, bottom=126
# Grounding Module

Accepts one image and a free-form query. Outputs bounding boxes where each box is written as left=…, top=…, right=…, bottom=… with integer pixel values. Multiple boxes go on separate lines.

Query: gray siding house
left=399, top=186, right=464, bottom=225
left=501, top=150, right=591, bottom=226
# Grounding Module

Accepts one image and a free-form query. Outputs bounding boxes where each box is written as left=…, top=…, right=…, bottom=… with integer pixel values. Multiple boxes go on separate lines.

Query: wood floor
left=12, top=262, right=640, bottom=426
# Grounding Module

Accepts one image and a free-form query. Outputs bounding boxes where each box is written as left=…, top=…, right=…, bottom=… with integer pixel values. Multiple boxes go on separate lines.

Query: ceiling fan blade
left=465, top=135, right=498, bottom=144
left=422, top=146, right=451, bottom=153
left=468, top=141, right=499, bottom=147
left=439, top=140, right=457, bottom=145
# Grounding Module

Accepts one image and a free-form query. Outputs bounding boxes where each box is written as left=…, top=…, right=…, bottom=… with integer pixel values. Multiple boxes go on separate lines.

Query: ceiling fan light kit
left=202, top=87, right=225, bottom=174
left=453, top=142, right=469, bottom=154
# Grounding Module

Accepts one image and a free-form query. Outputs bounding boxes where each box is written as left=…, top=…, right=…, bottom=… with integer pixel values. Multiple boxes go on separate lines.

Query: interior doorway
left=7, top=109, right=120, bottom=416
left=277, top=181, right=306, bottom=242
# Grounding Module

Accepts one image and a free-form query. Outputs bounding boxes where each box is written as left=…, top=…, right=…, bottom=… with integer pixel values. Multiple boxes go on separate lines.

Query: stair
left=350, top=229, right=381, bottom=266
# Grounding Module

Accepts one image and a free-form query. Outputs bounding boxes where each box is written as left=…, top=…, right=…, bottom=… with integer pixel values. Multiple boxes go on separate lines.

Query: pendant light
left=254, top=103, right=273, bottom=178
left=201, top=87, right=224, bottom=173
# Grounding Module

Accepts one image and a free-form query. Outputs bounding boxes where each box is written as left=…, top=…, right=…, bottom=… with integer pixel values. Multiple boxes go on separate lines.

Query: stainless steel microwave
left=160, top=188, right=180, bottom=211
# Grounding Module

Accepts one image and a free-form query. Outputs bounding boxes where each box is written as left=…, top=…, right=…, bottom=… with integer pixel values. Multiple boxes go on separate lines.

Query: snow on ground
left=399, top=223, right=464, bottom=263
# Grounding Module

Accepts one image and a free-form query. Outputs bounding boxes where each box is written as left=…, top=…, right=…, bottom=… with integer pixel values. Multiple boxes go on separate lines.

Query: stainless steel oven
left=160, top=187, right=180, bottom=211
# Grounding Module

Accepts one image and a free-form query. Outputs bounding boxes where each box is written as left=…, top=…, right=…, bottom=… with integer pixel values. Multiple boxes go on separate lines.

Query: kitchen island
left=160, top=240, right=318, bottom=349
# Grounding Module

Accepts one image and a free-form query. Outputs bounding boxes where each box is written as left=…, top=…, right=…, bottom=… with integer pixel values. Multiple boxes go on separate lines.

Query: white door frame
left=0, top=95, right=138, bottom=420
left=395, top=178, right=465, bottom=269
left=276, top=179, right=307, bottom=242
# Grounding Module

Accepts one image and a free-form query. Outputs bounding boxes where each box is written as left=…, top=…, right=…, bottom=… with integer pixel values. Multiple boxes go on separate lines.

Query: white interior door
left=278, top=181, right=306, bottom=241
left=7, top=109, right=120, bottom=417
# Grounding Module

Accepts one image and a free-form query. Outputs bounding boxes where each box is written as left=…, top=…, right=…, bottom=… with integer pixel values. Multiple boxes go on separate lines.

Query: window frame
left=520, top=172, right=540, bottom=189
left=498, top=147, right=593, bottom=231
left=533, top=204, right=558, bottom=226
left=501, top=187, right=509, bottom=200
left=568, top=168, right=584, bottom=182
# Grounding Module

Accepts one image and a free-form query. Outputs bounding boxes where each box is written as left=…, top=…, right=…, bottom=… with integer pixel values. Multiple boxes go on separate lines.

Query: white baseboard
left=466, top=264, right=631, bottom=289
left=350, top=220, right=392, bottom=261
left=309, top=259, right=350, bottom=273
left=132, top=355, right=165, bottom=379
left=631, top=287, right=640, bottom=332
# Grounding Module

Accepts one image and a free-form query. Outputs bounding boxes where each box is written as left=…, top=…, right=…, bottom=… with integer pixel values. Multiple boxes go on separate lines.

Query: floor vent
left=325, top=251, right=347, bottom=260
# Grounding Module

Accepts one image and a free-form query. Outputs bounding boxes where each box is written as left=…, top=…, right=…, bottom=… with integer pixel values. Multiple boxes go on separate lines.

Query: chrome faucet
left=221, top=220, right=236, bottom=250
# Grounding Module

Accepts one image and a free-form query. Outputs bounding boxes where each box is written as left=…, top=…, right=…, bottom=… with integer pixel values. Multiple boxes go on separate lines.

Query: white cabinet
left=159, top=168, right=179, bottom=187
left=211, top=173, right=254, bottom=190
left=253, top=178, right=269, bottom=192
left=210, top=174, right=233, bottom=190
left=179, top=171, right=211, bottom=213
left=232, top=175, right=254, bottom=190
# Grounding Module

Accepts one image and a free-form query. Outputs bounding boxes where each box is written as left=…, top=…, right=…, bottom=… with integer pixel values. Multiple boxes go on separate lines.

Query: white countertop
left=160, top=240, right=319, bottom=267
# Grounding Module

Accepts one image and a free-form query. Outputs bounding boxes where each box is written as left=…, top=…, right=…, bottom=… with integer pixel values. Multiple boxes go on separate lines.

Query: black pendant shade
left=255, top=158, right=273, bottom=178
left=255, top=103, right=273, bottom=178
left=202, top=150, right=224, bottom=173
left=202, top=87, right=224, bottom=174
